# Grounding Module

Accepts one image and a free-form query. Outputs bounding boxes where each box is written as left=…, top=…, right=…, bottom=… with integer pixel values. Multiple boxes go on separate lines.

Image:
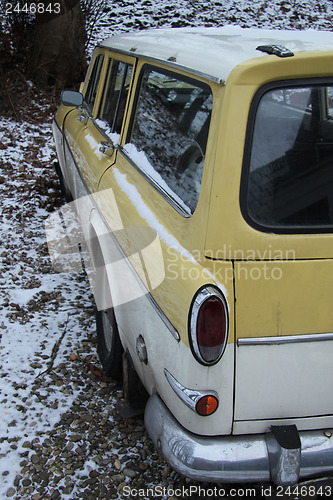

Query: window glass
left=327, top=87, right=333, bottom=119
left=246, top=84, right=333, bottom=229
left=97, top=60, right=133, bottom=145
left=84, top=54, right=104, bottom=113
left=124, top=67, right=213, bottom=214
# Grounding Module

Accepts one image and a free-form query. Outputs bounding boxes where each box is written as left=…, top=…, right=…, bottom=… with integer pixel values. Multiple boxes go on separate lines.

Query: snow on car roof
left=100, top=26, right=333, bottom=84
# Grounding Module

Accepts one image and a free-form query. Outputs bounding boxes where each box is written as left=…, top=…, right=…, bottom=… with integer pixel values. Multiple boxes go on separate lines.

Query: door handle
left=99, top=141, right=114, bottom=156
left=77, top=113, right=88, bottom=124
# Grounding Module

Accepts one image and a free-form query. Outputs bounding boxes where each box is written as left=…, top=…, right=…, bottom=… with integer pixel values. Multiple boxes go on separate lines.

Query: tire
left=96, top=307, right=123, bottom=381
left=123, top=351, right=148, bottom=409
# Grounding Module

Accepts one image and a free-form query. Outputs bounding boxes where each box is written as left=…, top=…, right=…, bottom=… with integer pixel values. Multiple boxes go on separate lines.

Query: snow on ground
left=0, top=109, right=97, bottom=492
left=1, top=0, right=333, bottom=498
left=90, top=0, right=333, bottom=48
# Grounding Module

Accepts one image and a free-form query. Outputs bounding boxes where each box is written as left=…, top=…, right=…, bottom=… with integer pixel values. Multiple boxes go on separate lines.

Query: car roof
left=99, top=26, right=333, bottom=84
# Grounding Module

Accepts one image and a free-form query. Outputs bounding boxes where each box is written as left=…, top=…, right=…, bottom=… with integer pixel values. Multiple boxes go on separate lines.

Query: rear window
left=243, top=81, right=333, bottom=232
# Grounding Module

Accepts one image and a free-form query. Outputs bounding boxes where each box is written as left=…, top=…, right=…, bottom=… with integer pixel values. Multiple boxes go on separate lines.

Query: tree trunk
left=30, top=0, right=87, bottom=88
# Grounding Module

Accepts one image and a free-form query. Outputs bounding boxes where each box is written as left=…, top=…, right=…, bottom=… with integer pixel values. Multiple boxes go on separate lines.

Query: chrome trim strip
left=164, top=369, right=218, bottom=413
left=97, top=44, right=223, bottom=84
left=145, top=393, right=333, bottom=485
left=93, top=211, right=180, bottom=341
left=148, top=299, right=180, bottom=341
left=238, top=332, right=333, bottom=347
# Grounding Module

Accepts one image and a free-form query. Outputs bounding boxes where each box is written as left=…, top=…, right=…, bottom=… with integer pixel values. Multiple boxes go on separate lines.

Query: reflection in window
left=125, top=68, right=213, bottom=213
left=327, top=87, right=333, bottom=119
left=84, top=54, right=104, bottom=113
left=97, top=60, right=133, bottom=143
left=247, top=84, right=333, bottom=229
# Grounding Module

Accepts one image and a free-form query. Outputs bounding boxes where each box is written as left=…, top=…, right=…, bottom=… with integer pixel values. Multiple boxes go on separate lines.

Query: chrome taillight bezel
left=189, top=285, right=229, bottom=366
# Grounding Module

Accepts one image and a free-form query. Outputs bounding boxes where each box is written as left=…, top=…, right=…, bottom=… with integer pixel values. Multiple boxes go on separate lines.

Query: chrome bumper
left=144, top=394, right=333, bottom=485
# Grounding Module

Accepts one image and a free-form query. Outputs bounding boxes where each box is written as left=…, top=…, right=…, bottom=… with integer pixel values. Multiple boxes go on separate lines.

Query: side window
left=96, top=60, right=133, bottom=145
left=327, top=87, right=333, bottom=119
left=124, top=67, right=213, bottom=214
left=84, top=54, right=104, bottom=114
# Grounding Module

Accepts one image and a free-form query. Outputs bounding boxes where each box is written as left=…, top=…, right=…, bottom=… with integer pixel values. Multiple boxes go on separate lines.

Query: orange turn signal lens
left=195, top=395, right=218, bottom=416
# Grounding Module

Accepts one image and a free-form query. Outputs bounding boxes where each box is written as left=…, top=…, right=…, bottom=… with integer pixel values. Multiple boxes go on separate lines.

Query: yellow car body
left=53, top=27, right=333, bottom=485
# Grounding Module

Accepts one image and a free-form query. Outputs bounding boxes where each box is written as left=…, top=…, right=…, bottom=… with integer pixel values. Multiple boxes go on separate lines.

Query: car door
left=64, top=51, right=135, bottom=199
left=62, top=51, right=105, bottom=197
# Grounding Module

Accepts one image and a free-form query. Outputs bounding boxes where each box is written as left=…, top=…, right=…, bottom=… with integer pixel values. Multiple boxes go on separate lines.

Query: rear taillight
left=189, top=286, right=228, bottom=366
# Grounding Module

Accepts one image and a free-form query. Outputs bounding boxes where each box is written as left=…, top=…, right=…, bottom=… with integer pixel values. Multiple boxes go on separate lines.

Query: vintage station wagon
left=52, top=26, right=333, bottom=485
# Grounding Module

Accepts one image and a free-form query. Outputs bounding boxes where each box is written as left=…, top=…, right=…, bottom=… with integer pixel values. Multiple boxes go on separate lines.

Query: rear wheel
left=96, top=307, right=123, bottom=381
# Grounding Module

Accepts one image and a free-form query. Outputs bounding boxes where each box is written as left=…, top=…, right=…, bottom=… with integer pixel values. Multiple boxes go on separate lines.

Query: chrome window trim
left=237, top=332, right=333, bottom=347
left=120, top=64, right=214, bottom=218
left=240, top=77, right=333, bottom=235
left=119, top=148, right=191, bottom=218
left=189, top=285, right=229, bottom=366
left=97, top=44, right=223, bottom=84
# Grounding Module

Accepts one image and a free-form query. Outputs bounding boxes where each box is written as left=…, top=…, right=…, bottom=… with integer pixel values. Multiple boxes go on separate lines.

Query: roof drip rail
left=256, top=44, right=294, bottom=58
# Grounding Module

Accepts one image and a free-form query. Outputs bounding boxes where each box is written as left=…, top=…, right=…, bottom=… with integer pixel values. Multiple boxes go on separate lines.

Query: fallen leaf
left=89, top=364, right=109, bottom=382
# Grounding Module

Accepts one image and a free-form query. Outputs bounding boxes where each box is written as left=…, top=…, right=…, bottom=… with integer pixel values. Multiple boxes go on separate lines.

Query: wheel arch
left=87, top=211, right=114, bottom=314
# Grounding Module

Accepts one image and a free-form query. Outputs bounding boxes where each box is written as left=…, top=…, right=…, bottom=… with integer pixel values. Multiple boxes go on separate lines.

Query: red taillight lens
left=197, top=296, right=226, bottom=362
left=189, top=287, right=228, bottom=365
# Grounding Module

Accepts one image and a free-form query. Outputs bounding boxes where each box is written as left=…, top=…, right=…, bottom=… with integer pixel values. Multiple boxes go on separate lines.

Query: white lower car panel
left=234, top=336, right=333, bottom=430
